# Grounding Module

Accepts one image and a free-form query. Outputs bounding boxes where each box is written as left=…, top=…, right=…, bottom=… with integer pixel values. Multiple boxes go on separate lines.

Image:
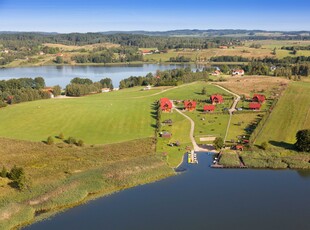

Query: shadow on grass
left=269, top=140, right=295, bottom=150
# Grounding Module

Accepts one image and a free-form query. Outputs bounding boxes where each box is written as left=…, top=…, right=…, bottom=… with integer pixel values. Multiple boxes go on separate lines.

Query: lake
left=25, top=153, right=310, bottom=230
left=0, top=64, right=192, bottom=87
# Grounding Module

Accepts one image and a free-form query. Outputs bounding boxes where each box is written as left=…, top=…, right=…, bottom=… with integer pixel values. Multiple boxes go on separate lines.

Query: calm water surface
left=25, top=153, right=310, bottom=230
left=0, top=64, right=191, bottom=87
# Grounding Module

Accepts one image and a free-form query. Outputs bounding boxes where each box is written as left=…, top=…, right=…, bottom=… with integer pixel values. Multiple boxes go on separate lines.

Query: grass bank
left=0, top=138, right=174, bottom=229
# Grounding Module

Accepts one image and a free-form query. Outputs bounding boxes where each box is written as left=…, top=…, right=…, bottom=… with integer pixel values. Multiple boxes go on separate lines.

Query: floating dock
left=188, top=150, right=198, bottom=164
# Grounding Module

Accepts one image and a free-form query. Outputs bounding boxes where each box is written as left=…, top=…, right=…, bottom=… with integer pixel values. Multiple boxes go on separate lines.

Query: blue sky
left=0, top=0, right=310, bottom=32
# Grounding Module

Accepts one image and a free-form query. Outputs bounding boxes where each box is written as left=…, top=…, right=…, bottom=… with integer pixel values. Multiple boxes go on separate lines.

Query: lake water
left=25, top=153, right=310, bottom=230
left=0, top=64, right=191, bottom=88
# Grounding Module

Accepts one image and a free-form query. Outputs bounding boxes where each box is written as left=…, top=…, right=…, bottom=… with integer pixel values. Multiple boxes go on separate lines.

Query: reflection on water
left=0, top=64, right=192, bottom=87
left=25, top=153, right=310, bottom=230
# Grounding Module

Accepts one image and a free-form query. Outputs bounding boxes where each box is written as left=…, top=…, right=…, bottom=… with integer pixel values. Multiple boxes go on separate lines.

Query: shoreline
left=18, top=171, right=176, bottom=230
left=0, top=61, right=199, bottom=69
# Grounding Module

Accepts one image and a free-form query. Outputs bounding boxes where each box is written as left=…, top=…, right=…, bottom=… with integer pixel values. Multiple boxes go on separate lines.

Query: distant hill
left=100, top=29, right=310, bottom=37
left=0, top=29, right=309, bottom=37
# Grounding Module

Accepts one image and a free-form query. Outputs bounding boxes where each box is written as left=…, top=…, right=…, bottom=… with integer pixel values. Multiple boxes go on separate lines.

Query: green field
left=255, top=82, right=310, bottom=148
left=0, top=82, right=225, bottom=145
left=227, top=113, right=264, bottom=142
left=157, top=112, right=192, bottom=167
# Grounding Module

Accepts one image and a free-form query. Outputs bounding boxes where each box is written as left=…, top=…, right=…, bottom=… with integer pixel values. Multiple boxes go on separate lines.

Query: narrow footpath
left=172, top=102, right=216, bottom=153
left=213, top=84, right=241, bottom=142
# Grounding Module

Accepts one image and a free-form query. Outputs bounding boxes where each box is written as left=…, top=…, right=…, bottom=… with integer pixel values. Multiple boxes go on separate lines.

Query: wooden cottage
left=210, top=94, right=224, bottom=104
left=160, top=98, right=172, bottom=112
left=252, top=94, right=266, bottom=103
left=232, top=69, right=245, bottom=76
left=249, top=102, right=261, bottom=110
left=203, top=105, right=216, bottom=112
left=184, top=100, right=197, bottom=111
left=161, top=131, right=172, bottom=139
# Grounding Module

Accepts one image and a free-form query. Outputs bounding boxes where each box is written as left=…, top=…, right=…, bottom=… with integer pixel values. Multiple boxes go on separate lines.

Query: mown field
left=0, top=82, right=223, bottom=145
left=255, top=81, right=310, bottom=148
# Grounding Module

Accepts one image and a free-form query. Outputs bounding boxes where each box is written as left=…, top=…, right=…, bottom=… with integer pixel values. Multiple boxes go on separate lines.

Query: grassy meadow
left=0, top=138, right=174, bottom=229
left=0, top=82, right=223, bottom=145
left=255, top=81, right=310, bottom=148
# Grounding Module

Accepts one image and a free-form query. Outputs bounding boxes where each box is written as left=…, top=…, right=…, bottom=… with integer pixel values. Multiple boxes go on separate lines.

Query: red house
left=252, top=94, right=266, bottom=103
left=203, top=105, right=215, bottom=112
left=235, top=145, right=244, bottom=151
left=249, top=102, right=262, bottom=110
left=184, top=100, right=197, bottom=111
left=210, top=94, right=224, bottom=104
left=160, top=98, right=172, bottom=112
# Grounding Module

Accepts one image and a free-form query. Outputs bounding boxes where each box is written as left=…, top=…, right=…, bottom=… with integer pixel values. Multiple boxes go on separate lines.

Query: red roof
left=249, top=102, right=261, bottom=110
left=184, top=100, right=197, bottom=110
left=210, top=94, right=224, bottom=103
left=236, top=145, right=244, bottom=150
left=160, top=98, right=172, bottom=111
left=203, top=105, right=215, bottom=111
left=253, top=94, right=266, bottom=103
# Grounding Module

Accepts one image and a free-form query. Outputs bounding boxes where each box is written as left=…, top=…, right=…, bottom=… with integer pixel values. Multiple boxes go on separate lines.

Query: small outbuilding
left=232, top=69, right=245, bottom=76
left=203, top=105, right=216, bottom=112
left=235, top=145, right=244, bottom=151
left=210, top=94, right=224, bottom=104
left=160, top=131, right=172, bottom=139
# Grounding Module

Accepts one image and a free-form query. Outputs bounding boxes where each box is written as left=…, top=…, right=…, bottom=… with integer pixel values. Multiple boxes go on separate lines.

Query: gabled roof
left=184, top=100, right=197, bottom=108
left=203, top=105, right=215, bottom=111
left=160, top=98, right=172, bottom=110
left=210, top=94, right=224, bottom=103
left=253, top=94, right=266, bottom=103
left=249, top=102, right=261, bottom=110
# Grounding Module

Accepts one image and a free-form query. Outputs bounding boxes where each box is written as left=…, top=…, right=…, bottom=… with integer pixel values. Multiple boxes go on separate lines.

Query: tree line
left=119, top=67, right=210, bottom=88
left=72, top=46, right=142, bottom=63
left=0, top=77, right=55, bottom=106
left=65, top=77, right=113, bottom=96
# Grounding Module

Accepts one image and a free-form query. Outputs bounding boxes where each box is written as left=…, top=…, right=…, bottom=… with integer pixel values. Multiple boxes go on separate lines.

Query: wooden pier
left=188, top=150, right=198, bottom=164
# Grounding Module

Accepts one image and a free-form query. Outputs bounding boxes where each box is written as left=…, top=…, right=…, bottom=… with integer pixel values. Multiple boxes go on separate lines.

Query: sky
left=0, top=0, right=310, bottom=33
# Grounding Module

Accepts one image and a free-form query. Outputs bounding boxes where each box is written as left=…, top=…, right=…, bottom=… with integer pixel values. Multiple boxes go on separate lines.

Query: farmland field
left=255, top=81, right=310, bottom=147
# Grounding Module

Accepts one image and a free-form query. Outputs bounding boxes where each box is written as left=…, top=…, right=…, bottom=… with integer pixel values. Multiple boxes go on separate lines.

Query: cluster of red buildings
left=160, top=94, right=224, bottom=113
left=249, top=94, right=266, bottom=110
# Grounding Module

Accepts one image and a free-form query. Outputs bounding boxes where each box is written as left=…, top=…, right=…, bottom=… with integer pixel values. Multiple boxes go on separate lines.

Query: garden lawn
left=157, top=111, right=192, bottom=167
left=226, top=113, right=264, bottom=142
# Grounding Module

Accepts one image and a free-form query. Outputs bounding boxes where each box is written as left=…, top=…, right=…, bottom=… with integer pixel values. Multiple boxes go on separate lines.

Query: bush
left=8, top=165, right=26, bottom=190
left=0, top=166, right=8, bottom=178
left=77, top=139, right=84, bottom=147
left=0, top=100, right=7, bottom=108
left=47, top=136, right=54, bottom=145
left=213, top=137, right=224, bottom=150
left=261, top=142, right=269, bottom=150
left=58, top=132, right=64, bottom=140
left=67, top=136, right=77, bottom=145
